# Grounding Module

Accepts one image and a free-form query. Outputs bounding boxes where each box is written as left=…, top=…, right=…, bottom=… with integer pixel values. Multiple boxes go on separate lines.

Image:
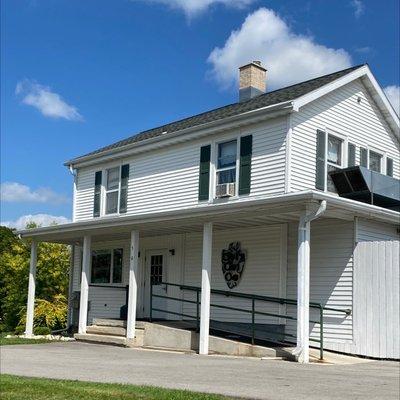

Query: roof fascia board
left=65, top=101, right=293, bottom=169
left=292, top=65, right=400, bottom=138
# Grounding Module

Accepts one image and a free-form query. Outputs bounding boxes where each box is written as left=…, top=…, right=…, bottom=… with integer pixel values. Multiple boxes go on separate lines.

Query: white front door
left=143, top=250, right=168, bottom=319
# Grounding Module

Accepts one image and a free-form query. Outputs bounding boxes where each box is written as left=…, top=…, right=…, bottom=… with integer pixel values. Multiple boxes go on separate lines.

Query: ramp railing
left=150, top=281, right=351, bottom=360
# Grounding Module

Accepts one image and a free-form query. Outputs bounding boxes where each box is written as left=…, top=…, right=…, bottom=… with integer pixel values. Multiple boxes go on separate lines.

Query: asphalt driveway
left=1, top=342, right=399, bottom=400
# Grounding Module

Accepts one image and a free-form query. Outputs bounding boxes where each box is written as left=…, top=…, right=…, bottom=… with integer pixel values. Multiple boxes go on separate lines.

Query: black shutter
left=198, top=145, right=211, bottom=201
left=93, top=171, right=102, bottom=217
left=348, top=143, right=356, bottom=167
left=315, top=130, right=326, bottom=190
left=119, top=164, right=129, bottom=213
left=239, top=135, right=253, bottom=195
left=386, top=158, right=393, bottom=177
left=360, top=147, right=368, bottom=167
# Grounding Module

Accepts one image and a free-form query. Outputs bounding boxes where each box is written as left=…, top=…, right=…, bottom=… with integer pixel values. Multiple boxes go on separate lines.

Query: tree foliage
left=0, top=225, right=70, bottom=331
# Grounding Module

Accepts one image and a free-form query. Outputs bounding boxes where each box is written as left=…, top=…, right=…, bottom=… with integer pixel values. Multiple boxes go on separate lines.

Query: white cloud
left=134, top=0, right=255, bottom=18
left=350, top=0, right=364, bottom=18
left=2, top=214, right=70, bottom=230
left=207, top=8, right=352, bottom=91
left=15, top=79, right=83, bottom=121
left=1, top=182, right=69, bottom=204
left=384, top=85, right=400, bottom=116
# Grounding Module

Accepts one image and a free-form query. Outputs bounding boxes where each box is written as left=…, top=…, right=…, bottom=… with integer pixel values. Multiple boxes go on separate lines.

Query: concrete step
left=75, top=333, right=127, bottom=346
left=86, top=325, right=127, bottom=337
left=92, top=318, right=127, bottom=328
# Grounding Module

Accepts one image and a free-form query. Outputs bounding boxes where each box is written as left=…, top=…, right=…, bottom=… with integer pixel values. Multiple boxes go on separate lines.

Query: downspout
left=293, top=200, right=327, bottom=363
left=68, top=164, right=77, bottom=222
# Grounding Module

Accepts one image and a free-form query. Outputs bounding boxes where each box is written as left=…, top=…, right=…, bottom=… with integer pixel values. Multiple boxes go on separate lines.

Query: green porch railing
left=150, top=282, right=351, bottom=360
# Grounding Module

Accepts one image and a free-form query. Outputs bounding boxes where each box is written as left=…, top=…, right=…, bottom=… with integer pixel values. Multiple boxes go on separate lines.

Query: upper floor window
left=327, top=135, right=343, bottom=192
left=360, top=147, right=384, bottom=173
left=217, top=140, right=237, bottom=184
left=106, top=167, right=120, bottom=214
left=91, top=248, right=123, bottom=284
left=93, top=164, right=129, bottom=217
left=369, top=151, right=382, bottom=172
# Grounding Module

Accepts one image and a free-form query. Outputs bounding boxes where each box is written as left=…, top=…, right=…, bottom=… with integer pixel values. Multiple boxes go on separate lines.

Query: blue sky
left=1, top=0, right=399, bottom=228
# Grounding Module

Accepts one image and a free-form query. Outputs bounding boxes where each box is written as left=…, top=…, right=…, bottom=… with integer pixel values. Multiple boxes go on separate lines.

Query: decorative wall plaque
left=221, top=242, right=246, bottom=289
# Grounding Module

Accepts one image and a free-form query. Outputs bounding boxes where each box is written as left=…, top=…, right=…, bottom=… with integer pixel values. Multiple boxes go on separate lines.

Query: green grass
left=0, top=333, right=50, bottom=346
left=0, top=375, right=234, bottom=400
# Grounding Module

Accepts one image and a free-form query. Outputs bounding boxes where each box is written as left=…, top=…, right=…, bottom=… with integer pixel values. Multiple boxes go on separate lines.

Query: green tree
left=0, top=225, right=70, bottom=331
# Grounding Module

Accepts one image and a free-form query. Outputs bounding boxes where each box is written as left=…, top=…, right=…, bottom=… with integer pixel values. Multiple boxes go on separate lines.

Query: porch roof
left=17, top=191, right=399, bottom=244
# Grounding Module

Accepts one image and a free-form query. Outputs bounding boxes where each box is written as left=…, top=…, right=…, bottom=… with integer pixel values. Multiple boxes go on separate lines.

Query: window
left=150, top=255, right=163, bottom=286
left=360, top=148, right=383, bottom=173
left=369, top=151, right=382, bottom=172
left=326, top=134, right=343, bottom=192
left=105, top=167, right=120, bottom=214
left=99, top=164, right=129, bottom=215
left=91, top=248, right=123, bottom=284
left=217, top=140, right=237, bottom=184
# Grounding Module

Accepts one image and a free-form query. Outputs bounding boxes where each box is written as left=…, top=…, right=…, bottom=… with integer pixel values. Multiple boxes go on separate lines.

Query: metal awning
left=329, top=166, right=400, bottom=211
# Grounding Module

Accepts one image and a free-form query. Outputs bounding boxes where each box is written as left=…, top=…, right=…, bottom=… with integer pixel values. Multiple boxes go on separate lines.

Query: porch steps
left=75, top=318, right=144, bottom=347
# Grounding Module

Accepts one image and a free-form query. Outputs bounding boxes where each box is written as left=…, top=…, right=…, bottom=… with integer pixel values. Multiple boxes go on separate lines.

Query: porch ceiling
left=17, top=190, right=399, bottom=244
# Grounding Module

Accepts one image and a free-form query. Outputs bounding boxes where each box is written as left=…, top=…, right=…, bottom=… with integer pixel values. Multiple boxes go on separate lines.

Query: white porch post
left=199, top=222, right=213, bottom=355
left=126, top=230, right=139, bottom=340
left=294, top=201, right=327, bottom=364
left=296, top=216, right=311, bottom=363
left=78, top=235, right=91, bottom=334
left=25, top=240, right=37, bottom=337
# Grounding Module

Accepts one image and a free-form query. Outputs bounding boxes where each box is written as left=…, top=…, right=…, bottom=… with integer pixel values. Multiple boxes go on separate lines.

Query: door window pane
left=150, top=255, right=163, bottom=285
left=327, top=135, right=342, bottom=165
left=91, top=250, right=111, bottom=283
left=112, top=248, right=123, bottom=283
left=369, top=151, right=382, bottom=172
left=106, top=191, right=118, bottom=214
left=218, top=140, right=237, bottom=169
left=107, top=167, right=120, bottom=190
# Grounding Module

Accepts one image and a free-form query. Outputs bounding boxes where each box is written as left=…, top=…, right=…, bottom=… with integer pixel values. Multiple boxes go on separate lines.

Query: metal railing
left=150, top=282, right=351, bottom=360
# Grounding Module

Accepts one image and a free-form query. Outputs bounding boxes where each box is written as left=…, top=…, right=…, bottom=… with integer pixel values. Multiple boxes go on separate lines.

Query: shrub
left=34, top=326, right=51, bottom=335
left=14, top=325, right=25, bottom=335
left=18, top=294, right=68, bottom=331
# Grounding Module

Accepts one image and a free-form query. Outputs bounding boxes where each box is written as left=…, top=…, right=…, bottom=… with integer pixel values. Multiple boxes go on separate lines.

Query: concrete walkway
left=1, top=342, right=399, bottom=400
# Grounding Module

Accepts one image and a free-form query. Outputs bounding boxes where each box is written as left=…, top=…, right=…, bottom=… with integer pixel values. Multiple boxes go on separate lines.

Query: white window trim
left=89, top=246, right=125, bottom=286
left=364, top=146, right=386, bottom=174
left=99, top=162, right=125, bottom=217
left=211, top=133, right=244, bottom=201
left=323, top=129, right=347, bottom=192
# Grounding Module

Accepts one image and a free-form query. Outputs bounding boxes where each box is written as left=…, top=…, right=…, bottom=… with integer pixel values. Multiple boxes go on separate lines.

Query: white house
left=19, top=63, right=400, bottom=363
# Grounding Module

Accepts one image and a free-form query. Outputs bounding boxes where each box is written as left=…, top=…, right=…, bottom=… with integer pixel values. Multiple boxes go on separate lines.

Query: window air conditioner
left=216, top=183, right=235, bottom=198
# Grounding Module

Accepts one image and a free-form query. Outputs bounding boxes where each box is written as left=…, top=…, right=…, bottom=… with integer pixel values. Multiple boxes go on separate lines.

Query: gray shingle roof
left=68, top=65, right=364, bottom=164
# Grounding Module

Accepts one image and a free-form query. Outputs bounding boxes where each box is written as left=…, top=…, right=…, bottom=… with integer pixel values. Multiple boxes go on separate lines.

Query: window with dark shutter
left=239, top=135, right=252, bottom=195
left=119, top=164, right=129, bottom=213
left=387, top=158, right=393, bottom=177
left=93, top=171, right=102, bottom=217
left=348, top=143, right=356, bottom=167
left=360, top=147, right=368, bottom=167
left=315, top=130, right=326, bottom=190
left=198, top=145, right=211, bottom=201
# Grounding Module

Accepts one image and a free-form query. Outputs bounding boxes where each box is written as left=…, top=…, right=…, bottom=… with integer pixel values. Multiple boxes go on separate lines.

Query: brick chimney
left=239, top=61, right=267, bottom=102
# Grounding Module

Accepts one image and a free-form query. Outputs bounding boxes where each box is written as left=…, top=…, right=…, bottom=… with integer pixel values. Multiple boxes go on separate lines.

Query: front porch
left=19, top=191, right=397, bottom=363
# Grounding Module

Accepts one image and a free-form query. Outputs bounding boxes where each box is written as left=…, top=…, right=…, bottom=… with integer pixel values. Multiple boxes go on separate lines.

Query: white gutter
left=65, top=100, right=294, bottom=169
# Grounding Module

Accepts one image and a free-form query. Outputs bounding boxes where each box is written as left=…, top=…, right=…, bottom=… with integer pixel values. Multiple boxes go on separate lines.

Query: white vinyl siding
left=73, top=117, right=287, bottom=221
left=290, top=79, right=400, bottom=192
left=286, top=219, right=354, bottom=347
left=182, top=225, right=287, bottom=324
